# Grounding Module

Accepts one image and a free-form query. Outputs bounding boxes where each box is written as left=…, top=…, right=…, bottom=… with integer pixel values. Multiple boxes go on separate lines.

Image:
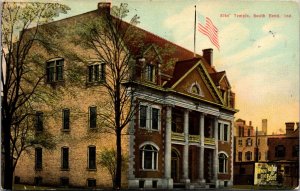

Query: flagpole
left=194, top=5, right=196, bottom=57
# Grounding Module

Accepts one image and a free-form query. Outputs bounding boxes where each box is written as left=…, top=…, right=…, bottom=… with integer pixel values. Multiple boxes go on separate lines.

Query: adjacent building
left=14, top=3, right=237, bottom=189
left=233, top=119, right=299, bottom=187
left=234, top=119, right=268, bottom=163
left=267, top=122, right=299, bottom=187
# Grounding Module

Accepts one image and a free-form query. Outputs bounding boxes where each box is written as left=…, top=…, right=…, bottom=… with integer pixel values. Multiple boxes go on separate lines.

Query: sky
left=12, top=0, right=299, bottom=134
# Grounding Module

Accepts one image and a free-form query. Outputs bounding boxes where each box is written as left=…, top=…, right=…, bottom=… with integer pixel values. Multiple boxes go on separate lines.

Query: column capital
left=199, top=112, right=207, bottom=117
left=165, top=104, right=174, bottom=108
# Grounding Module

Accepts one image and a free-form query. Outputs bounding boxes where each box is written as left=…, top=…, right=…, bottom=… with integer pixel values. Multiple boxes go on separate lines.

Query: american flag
left=198, top=16, right=220, bottom=50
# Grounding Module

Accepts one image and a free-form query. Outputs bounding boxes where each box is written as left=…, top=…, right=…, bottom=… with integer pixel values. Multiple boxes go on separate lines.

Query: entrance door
left=171, top=149, right=180, bottom=182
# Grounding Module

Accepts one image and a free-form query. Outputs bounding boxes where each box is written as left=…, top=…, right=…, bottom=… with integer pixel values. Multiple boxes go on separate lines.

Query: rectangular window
left=151, top=108, right=159, bottom=130
left=88, top=63, right=106, bottom=83
left=145, top=64, right=156, bottom=82
left=139, top=104, right=160, bottom=130
left=88, top=146, right=96, bottom=169
left=46, top=59, right=64, bottom=83
left=62, top=109, right=70, bottom=130
left=35, top=148, right=42, bottom=170
left=89, top=106, right=97, bottom=129
left=60, top=177, right=69, bottom=187
left=292, top=145, right=299, bottom=157
left=35, top=112, right=43, bottom=132
left=238, top=152, right=242, bottom=161
left=34, top=177, right=43, bottom=186
left=224, top=124, right=228, bottom=141
left=61, top=147, right=69, bottom=170
left=238, top=139, right=243, bottom=146
left=87, top=179, right=96, bottom=187
left=140, top=105, right=147, bottom=128
left=245, top=152, right=252, bottom=161
left=218, top=123, right=221, bottom=140
left=275, top=145, right=286, bottom=157
left=218, top=122, right=229, bottom=141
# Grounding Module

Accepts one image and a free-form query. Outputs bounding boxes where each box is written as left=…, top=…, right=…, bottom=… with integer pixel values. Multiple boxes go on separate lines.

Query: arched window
left=218, top=153, right=228, bottom=173
left=189, top=82, right=203, bottom=96
left=139, top=144, right=158, bottom=170
left=245, top=151, right=252, bottom=161
left=191, top=85, right=200, bottom=94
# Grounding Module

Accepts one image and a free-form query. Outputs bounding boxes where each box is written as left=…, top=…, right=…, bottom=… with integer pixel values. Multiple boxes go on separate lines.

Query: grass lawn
left=230, top=184, right=295, bottom=190
left=13, top=184, right=55, bottom=190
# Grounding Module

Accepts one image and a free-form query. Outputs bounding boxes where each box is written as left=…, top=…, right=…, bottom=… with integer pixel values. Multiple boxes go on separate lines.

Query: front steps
left=173, top=182, right=215, bottom=189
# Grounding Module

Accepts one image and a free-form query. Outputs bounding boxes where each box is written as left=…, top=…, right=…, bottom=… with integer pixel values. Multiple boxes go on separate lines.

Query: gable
left=219, top=75, right=231, bottom=89
left=171, top=60, right=224, bottom=104
left=141, top=44, right=162, bottom=63
left=173, top=68, right=215, bottom=102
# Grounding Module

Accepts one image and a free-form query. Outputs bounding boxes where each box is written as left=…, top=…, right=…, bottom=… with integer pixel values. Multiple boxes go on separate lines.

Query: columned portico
left=181, top=109, right=190, bottom=185
left=198, top=113, right=205, bottom=185
left=213, top=117, right=219, bottom=188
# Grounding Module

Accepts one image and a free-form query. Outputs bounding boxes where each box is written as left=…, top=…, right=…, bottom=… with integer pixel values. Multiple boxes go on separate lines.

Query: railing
left=189, top=135, right=200, bottom=143
left=171, top=132, right=216, bottom=146
left=171, top=132, right=184, bottom=141
left=204, top=138, right=215, bottom=145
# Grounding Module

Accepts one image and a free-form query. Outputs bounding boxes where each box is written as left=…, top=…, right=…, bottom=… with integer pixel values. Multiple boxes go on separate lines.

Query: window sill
left=61, top=129, right=70, bottom=132
left=86, top=168, right=97, bottom=171
left=35, top=168, right=43, bottom=171
left=46, top=80, right=65, bottom=87
left=218, top=172, right=228, bottom=175
left=139, top=169, right=158, bottom=172
left=86, top=81, right=105, bottom=87
left=139, top=127, right=160, bottom=132
left=60, top=168, right=70, bottom=171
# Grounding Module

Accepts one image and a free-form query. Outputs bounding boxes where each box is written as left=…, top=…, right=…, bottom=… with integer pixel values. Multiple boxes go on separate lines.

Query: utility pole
left=255, top=126, right=259, bottom=162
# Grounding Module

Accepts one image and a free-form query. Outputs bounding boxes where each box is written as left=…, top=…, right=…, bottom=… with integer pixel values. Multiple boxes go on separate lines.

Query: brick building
left=234, top=119, right=269, bottom=162
left=14, top=3, right=237, bottom=189
left=233, top=120, right=299, bottom=187
left=267, top=122, right=299, bottom=187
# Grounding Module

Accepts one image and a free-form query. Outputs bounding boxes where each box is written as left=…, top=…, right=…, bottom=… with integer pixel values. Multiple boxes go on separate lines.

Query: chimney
left=262, top=119, right=267, bottom=135
left=202, top=48, right=213, bottom=66
left=285, top=122, right=295, bottom=135
left=98, top=2, right=111, bottom=15
left=249, top=121, right=252, bottom=126
left=296, top=122, right=299, bottom=129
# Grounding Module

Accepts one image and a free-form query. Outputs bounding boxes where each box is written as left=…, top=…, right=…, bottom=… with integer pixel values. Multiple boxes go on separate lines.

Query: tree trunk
left=3, top=118, right=13, bottom=190
left=115, top=128, right=122, bottom=189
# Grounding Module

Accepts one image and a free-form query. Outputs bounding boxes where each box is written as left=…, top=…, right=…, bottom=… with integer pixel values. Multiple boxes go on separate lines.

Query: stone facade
left=14, top=2, right=237, bottom=189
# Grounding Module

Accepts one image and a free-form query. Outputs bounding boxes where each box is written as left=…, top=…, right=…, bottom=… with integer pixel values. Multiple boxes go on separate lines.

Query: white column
left=213, top=117, right=219, bottom=188
left=182, top=110, right=190, bottom=182
left=229, top=119, right=234, bottom=186
left=165, top=106, right=172, bottom=179
left=198, top=113, right=205, bottom=184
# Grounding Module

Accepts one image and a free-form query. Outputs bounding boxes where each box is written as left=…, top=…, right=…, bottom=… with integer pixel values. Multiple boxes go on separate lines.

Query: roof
left=210, top=71, right=225, bottom=86
left=164, top=57, right=201, bottom=88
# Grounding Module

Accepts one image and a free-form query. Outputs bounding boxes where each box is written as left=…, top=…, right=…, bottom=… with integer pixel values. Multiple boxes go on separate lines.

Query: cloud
left=262, top=20, right=286, bottom=33
left=219, top=33, right=286, bottom=65
left=219, top=22, right=250, bottom=54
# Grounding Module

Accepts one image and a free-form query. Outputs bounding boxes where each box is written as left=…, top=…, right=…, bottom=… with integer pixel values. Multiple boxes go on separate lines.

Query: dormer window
left=145, top=64, right=156, bottom=83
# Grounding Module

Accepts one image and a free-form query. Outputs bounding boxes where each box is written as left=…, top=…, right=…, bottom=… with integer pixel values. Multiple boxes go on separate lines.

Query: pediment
left=171, top=60, right=224, bottom=104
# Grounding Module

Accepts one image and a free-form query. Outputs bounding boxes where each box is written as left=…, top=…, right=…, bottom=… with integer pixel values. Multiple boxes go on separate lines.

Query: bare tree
left=1, top=2, right=69, bottom=189
left=75, top=3, right=144, bottom=189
